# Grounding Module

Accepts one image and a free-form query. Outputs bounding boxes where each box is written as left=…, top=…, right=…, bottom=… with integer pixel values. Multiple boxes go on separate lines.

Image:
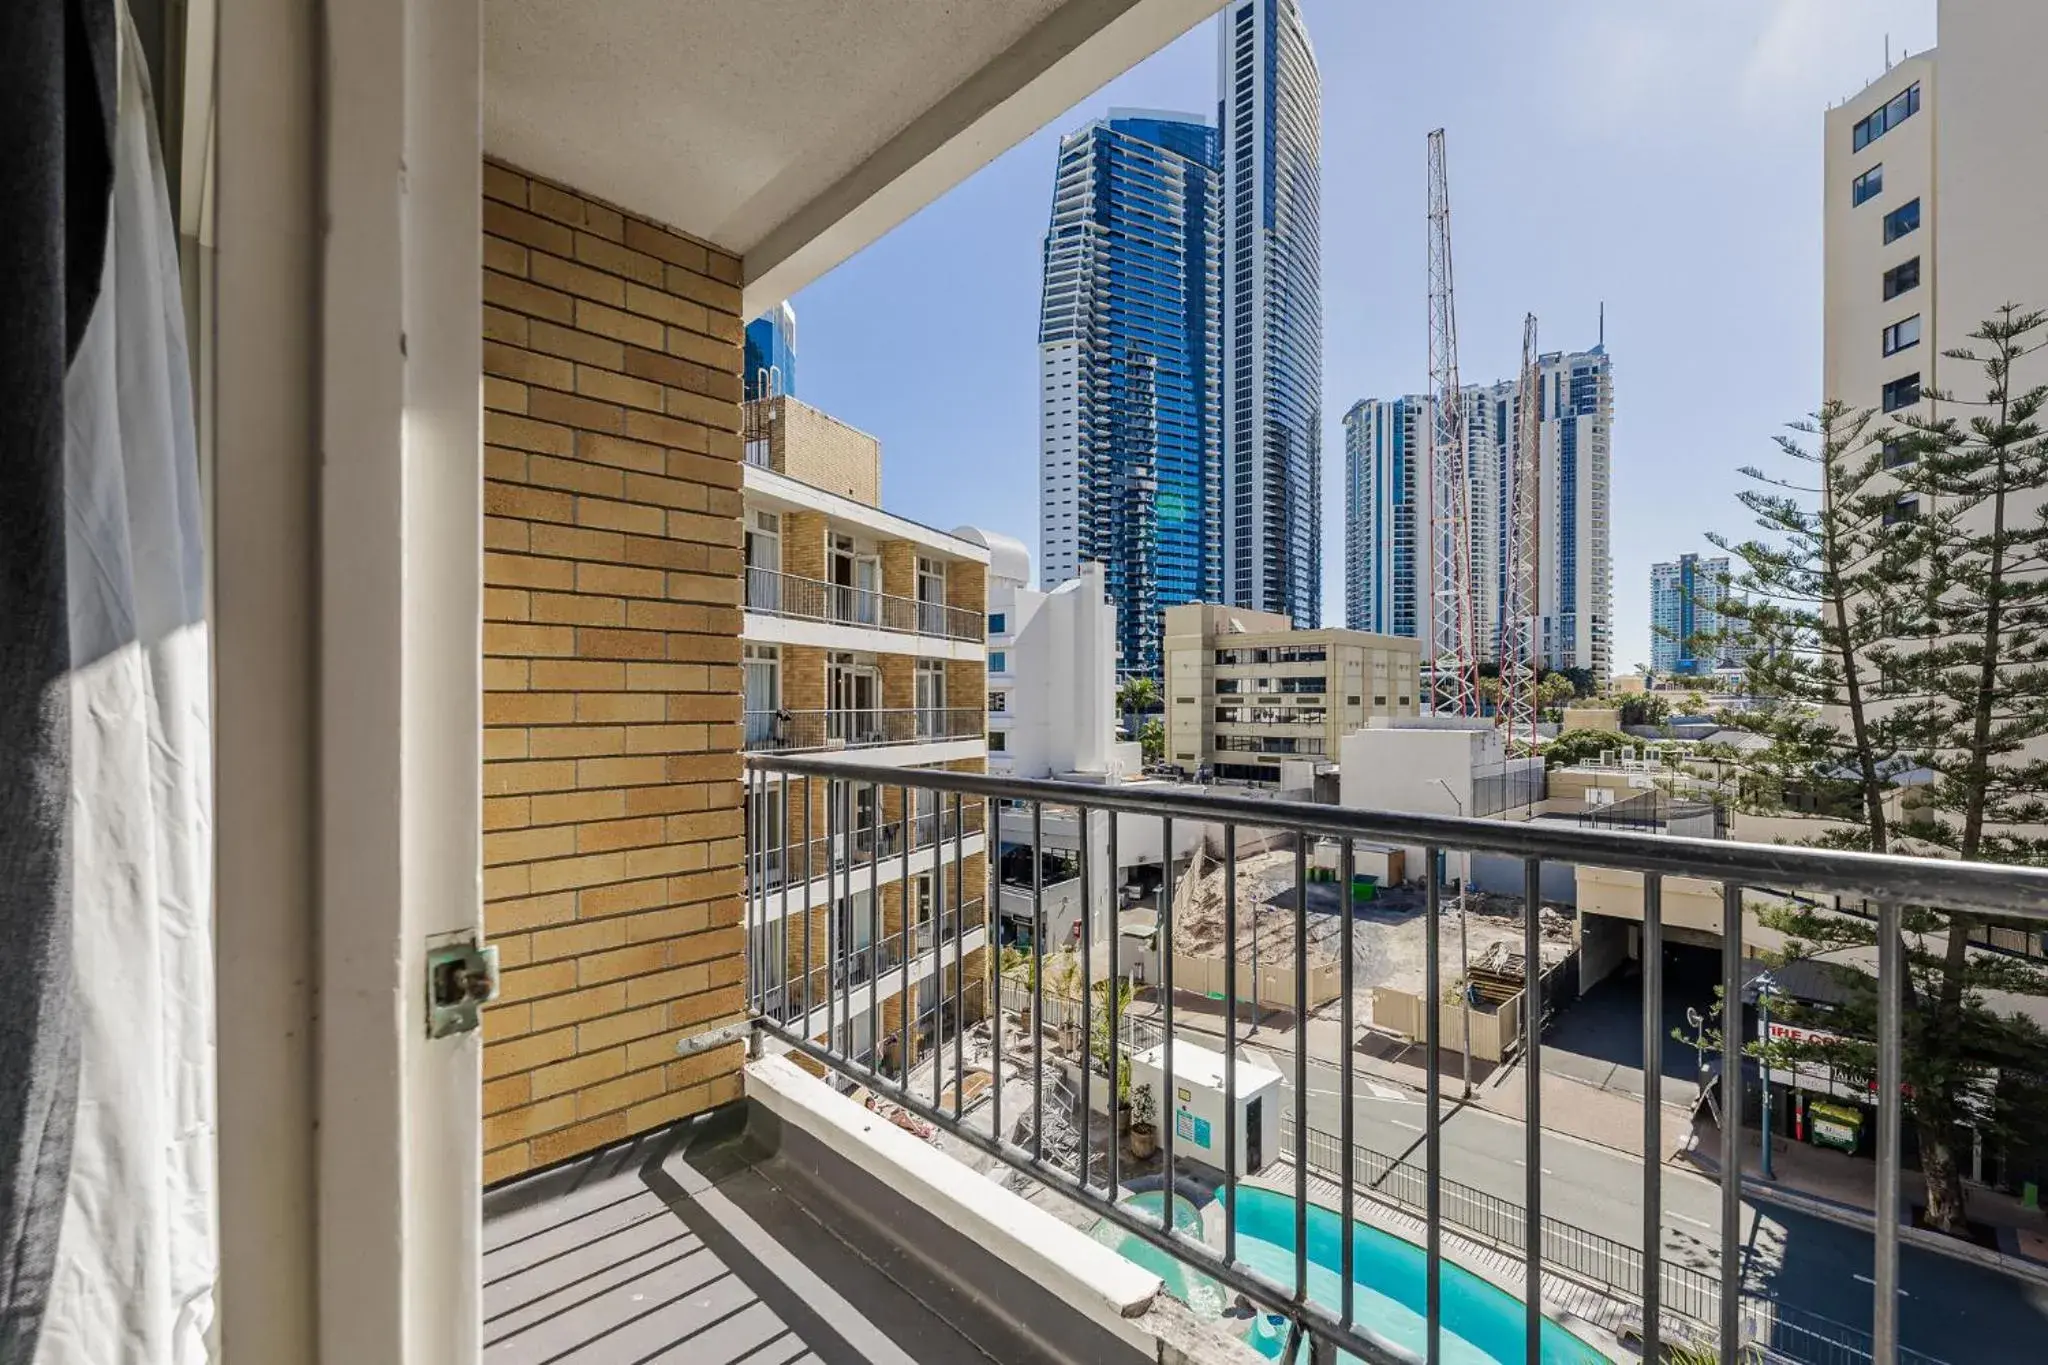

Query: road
left=1176, top=1022, right=2048, bottom=1363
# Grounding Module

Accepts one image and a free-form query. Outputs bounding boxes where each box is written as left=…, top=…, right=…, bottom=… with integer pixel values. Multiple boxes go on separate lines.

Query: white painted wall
left=961, top=535, right=1120, bottom=780
left=1127, top=1040, right=1283, bottom=1178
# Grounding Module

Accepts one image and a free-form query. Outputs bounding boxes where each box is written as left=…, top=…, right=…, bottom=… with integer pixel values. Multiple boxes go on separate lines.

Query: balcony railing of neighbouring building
left=745, top=806, right=979, bottom=896
left=737, top=751, right=2048, bottom=1365
left=742, top=706, right=985, bottom=754
left=758, top=901, right=985, bottom=1028
left=745, top=565, right=983, bottom=642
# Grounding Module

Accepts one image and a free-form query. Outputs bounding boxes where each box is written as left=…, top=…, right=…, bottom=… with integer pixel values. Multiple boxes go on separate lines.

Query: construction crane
left=1499, top=314, right=1543, bottom=753
left=1425, top=129, right=1480, bottom=718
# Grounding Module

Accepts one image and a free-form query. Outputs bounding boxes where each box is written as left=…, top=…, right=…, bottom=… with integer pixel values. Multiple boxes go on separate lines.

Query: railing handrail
left=745, top=751, right=2048, bottom=919
left=743, top=563, right=984, bottom=640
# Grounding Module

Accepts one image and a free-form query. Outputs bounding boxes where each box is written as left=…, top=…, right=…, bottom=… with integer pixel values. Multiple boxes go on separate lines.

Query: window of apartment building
left=743, top=644, right=779, bottom=745
left=989, top=651, right=1008, bottom=674
left=989, top=731, right=1007, bottom=753
left=1882, top=315, right=1921, bottom=357
left=988, top=612, right=1006, bottom=634
left=1851, top=81, right=1919, bottom=151
left=914, top=660, right=947, bottom=739
left=1882, top=373, right=1921, bottom=412
left=1882, top=197, right=1920, bottom=244
left=1883, top=437, right=1915, bottom=468
left=1374, top=695, right=1388, bottom=706
left=1884, top=496, right=1921, bottom=527
left=1883, top=257, right=1921, bottom=300
left=988, top=691, right=1007, bottom=714
left=1850, top=164, right=1882, bottom=206
left=745, top=511, right=781, bottom=613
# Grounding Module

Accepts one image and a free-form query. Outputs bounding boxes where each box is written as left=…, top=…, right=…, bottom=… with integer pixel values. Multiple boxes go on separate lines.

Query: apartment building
left=1344, top=347, right=1613, bottom=679
left=1649, top=553, right=1741, bottom=677
left=738, top=396, right=991, bottom=1075
left=1824, top=6, right=2048, bottom=504
left=1037, top=112, right=1221, bottom=678
left=1163, top=603, right=1422, bottom=783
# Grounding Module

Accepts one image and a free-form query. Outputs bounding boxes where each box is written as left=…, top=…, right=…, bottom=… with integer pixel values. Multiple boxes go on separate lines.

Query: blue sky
left=787, top=0, right=1933, bottom=671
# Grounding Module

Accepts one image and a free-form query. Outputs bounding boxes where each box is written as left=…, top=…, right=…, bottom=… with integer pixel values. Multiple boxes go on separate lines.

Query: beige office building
left=1163, top=604, right=1422, bottom=783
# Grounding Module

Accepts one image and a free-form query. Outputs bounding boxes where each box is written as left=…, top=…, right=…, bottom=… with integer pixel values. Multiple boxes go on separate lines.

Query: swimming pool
left=1090, top=1186, right=1605, bottom=1364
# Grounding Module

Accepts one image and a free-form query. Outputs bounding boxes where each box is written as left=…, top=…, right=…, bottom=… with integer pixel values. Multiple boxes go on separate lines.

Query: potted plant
left=1128, top=1083, right=1158, bottom=1160
left=1044, top=948, right=1083, bottom=1053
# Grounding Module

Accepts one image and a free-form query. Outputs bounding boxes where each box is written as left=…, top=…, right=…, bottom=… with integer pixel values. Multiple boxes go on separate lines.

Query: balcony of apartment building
left=39, top=5, right=2048, bottom=1365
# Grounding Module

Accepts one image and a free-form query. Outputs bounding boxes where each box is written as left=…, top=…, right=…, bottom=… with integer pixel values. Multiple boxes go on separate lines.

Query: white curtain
left=42, top=6, right=217, bottom=1363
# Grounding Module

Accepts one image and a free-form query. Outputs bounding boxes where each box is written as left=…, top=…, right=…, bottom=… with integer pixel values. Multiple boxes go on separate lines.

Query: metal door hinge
left=427, top=937, right=499, bottom=1038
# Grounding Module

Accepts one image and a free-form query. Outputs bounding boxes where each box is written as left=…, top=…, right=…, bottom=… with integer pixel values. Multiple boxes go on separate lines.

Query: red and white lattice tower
left=1425, top=129, right=1480, bottom=718
left=1499, top=314, right=1543, bottom=752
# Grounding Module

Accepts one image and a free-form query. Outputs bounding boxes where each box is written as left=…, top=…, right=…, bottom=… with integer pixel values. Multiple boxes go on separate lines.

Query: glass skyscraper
left=1341, top=398, right=1420, bottom=639
left=743, top=301, right=797, bottom=402
left=1650, top=553, right=1737, bottom=677
left=1345, top=346, right=1614, bottom=679
left=1038, top=112, right=1222, bottom=678
left=1219, top=0, right=1323, bottom=628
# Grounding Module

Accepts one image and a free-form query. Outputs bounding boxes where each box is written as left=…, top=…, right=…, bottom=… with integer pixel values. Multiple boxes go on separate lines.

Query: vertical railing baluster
left=1161, top=815, right=1176, bottom=1236
left=1293, top=836, right=1308, bottom=1305
left=991, top=798, right=1005, bottom=1146
left=1341, top=836, right=1358, bottom=1336
left=1720, top=880, right=1744, bottom=1360
left=1223, top=823, right=1238, bottom=1271
left=1032, top=800, right=1045, bottom=1165
left=1523, top=855, right=1542, bottom=1364
left=829, top=779, right=843, bottom=1057
left=1875, top=899, right=1903, bottom=1363
left=746, top=766, right=757, bottom=1011
left=868, top=779, right=881, bottom=1072
left=1080, top=804, right=1094, bottom=1189
left=1424, top=846, right=1442, bottom=1364
left=898, top=783, right=912, bottom=1095
left=1107, top=809, right=1121, bottom=1198
left=1642, top=872, right=1664, bottom=1361
left=952, top=791, right=965, bottom=1121
left=803, top=780, right=815, bottom=1041
left=779, top=777, right=791, bottom=1024
left=932, top=783, right=947, bottom=1113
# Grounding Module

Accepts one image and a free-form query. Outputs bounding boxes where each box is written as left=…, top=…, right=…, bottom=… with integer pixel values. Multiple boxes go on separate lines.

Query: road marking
left=1510, top=1159, right=1557, bottom=1176
left=1851, top=1274, right=1909, bottom=1296
left=1384, top=1118, right=1422, bottom=1132
left=1669, top=1212, right=1715, bottom=1231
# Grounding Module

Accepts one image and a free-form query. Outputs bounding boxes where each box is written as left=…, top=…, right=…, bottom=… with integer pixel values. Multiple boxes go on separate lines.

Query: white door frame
left=214, top=0, right=484, bottom=1361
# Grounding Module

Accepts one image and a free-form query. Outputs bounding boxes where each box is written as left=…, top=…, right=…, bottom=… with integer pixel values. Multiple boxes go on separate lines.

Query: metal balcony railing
left=759, top=900, right=985, bottom=1025
left=737, top=752, right=2048, bottom=1365
left=745, top=807, right=979, bottom=895
left=742, top=707, right=984, bottom=754
left=745, top=565, right=983, bottom=642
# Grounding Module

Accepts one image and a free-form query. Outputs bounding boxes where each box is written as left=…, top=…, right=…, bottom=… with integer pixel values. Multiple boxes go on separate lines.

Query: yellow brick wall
left=782, top=511, right=828, bottom=583
left=479, top=159, right=748, bottom=1184
left=880, top=541, right=917, bottom=601
left=765, top=396, right=882, bottom=507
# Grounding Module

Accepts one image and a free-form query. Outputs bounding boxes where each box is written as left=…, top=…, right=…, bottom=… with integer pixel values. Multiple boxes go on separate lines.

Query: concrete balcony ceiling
left=485, top=0, right=1226, bottom=313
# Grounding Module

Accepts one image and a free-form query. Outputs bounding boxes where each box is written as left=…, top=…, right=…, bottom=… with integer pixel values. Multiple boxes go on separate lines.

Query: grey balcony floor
left=482, top=1107, right=1087, bottom=1365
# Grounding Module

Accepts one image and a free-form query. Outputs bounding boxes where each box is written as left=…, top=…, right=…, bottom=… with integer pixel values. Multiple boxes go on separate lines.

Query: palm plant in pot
left=1128, top=1083, right=1159, bottom=1160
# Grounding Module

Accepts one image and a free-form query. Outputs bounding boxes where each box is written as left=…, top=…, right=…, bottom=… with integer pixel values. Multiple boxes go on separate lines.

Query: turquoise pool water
left=1089, top=1187, right=1604, bottom=1365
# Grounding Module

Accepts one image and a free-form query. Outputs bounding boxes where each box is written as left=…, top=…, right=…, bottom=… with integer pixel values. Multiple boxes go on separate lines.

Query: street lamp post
left=1435, top=780, right=1472, bottom=1098
left=1754, top=971, right=1778, bottom=1181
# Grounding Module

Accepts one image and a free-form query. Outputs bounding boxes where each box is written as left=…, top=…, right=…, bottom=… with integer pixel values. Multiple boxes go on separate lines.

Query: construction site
left=1159, top=836, right=1577, bottom=1050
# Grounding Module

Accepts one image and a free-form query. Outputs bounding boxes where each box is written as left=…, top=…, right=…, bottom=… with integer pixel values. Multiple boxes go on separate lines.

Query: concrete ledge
left=745, top=1054, right=1163, bottom=1319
